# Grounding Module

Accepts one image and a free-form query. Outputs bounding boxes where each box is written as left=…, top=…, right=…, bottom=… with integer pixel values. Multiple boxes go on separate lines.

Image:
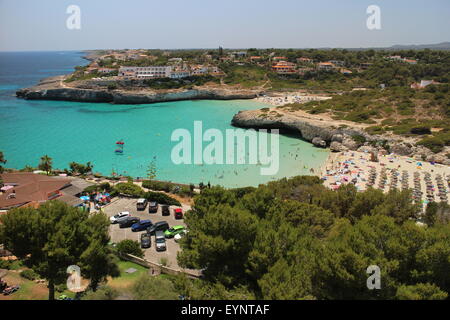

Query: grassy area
left=107, top=260, right=148, bottom=291
left=221, top=64, right=267, bottom=88
left=0, top=270, right=48, bottom=300
left=0, top=259, right=149, bottom=300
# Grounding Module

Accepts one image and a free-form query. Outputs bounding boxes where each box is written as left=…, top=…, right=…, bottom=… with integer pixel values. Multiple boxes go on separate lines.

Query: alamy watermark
left=366, top=265, right=381, bottom=290
left=66, top=5, right=81, bottom=30
left=170, top=121, right=280, bottom=176
left=366, top=5, right=381, bottom=30
left=66, top=265, right=83, bottom=292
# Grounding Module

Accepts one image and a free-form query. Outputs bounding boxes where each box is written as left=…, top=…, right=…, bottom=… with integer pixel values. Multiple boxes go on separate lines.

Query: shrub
left=82, top=286, right=119, bottom=300
left=131, top=274, right=179, bottom=300
left=366, top=126, right=385, bottom=134
left=83, top=185, right=98, bottom=193
left=116, top=239, right=144, bottom=258
left=55, top=283, right=67, bottom=293
left=0, top=260, right=12, bottom=269
left=142, top=180, right=193, bottom=197
left=351, top=135, right=367, bottom=145
left=143, top=191, right=181, bottom=206
left=417, top=137, right=445, bottom=153
left=20, top=269, right=39, bottom=281
left=410, top=126, right=431, bottom=135
left=159, top=257, right=169, bottom=267
left=113, top=183, right=144, bottom=198
left=142, top=180, right=171, bottom=192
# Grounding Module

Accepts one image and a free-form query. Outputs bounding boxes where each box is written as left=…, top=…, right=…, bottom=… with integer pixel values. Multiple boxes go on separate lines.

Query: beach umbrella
left=80, top=196, right=90, bottom=201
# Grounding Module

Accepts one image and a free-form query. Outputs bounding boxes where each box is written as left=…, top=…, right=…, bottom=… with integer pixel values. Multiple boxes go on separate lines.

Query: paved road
left=104, top=198, right=190, bottom=270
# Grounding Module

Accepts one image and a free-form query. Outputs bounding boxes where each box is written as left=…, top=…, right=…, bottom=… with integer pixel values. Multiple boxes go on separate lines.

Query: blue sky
left=0, top=0, right=449, bottom=51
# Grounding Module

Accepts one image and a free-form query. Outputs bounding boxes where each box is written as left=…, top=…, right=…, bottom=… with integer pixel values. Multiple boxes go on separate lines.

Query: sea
left=0, top=51, right=329, bottom=188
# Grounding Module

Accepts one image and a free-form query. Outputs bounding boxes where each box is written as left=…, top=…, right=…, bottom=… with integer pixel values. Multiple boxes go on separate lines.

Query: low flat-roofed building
left=170, top=70, right=190, bottom=79
left=317, top=62, right=336, bottom=71
left=118, top=66, right=172, bottom=78
left=0, top=173, right=89, bottom=210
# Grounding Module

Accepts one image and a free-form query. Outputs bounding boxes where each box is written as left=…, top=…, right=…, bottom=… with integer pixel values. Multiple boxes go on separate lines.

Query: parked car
left=119, top=216, right=140, bottom=228
left=136, top=198, right=148, bottom=211
left=110, top=211, right=130, bottom=224
left=131, top=219, right=153, bottom=232
left=174, top=208, right=183, bottom=219
left=155, top=231, right=167, bottom=251
left=148, top=201, right=158, bottom=213
left=140, top=233, right=151, bottom=248
left=164, top=225, right=186, bottom=238
left=161, top=204, right=170, bottom=216
left=147, top=221, right=169, bottom=235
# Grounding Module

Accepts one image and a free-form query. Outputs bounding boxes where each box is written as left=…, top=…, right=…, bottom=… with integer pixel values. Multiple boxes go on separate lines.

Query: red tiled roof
left=0, top=173, right=71, bottom=210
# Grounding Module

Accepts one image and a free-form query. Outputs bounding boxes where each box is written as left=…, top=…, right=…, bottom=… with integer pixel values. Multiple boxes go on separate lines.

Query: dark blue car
left=131, top=219, right=153, bottom=232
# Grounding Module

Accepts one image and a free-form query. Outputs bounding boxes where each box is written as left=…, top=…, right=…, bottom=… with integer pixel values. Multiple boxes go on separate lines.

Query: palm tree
left=39, top=155, right=53, bottom=175
left=86, top=161, right=94, bottom=174
left=0, top=151, right=6, bottom=173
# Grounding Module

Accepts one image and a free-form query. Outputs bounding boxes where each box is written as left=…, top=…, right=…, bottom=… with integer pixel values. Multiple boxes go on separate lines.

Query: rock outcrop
left=231, top=109, right=368, bottom=146
left=16, top=76, right=261, bottom=104
left=231, top=109, right=450, bottom=165
left=16, top=87, right=259, bottom=104
left=312, top=137, right=327, bottom=148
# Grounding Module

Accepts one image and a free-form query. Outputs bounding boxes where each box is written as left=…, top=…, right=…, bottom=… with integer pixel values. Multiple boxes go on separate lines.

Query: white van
left=136, top=198, right=148, bottom=211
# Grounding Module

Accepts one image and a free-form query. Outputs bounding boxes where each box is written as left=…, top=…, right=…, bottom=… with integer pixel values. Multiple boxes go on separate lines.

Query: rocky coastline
left=16, top=76, right=260, bottom=104
left=231, top=109, right=450, bottom=165
left=14, top=76, right=450, bottom=166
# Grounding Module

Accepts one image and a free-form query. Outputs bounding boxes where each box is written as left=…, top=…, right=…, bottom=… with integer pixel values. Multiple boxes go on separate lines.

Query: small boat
left=115, top=149, right=123, bottom=153
left=116, top=140, right=125, bottom=145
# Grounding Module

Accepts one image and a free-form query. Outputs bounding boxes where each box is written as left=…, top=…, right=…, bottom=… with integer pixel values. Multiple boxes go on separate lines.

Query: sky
left=0, top=0, right=449, bottom=51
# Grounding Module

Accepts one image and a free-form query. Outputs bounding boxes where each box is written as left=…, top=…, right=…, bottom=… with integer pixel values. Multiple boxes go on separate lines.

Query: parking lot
left=104, top=197, right=191, bottom=271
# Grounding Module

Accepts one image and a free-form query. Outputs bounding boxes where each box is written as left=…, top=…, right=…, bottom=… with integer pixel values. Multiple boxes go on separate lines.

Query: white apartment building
left=118, top=66, right=172, bottom=78
left=170, top=70, right=191, bottom=79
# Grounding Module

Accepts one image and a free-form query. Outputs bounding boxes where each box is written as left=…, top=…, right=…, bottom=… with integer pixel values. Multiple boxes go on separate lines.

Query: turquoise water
left=0, top=52, right=329, bottom=188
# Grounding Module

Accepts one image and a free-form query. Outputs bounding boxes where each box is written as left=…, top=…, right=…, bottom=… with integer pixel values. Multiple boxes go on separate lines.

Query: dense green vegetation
left=143, top=75, right=219, bottom=90
left=281, top=84, right=450, bottom=151
left=220, top=64, right=267, bottom=88
left=220, top=48, right=450, bottom=91
left=69, top=161, right=94, bottom=175
left=176, top=176, right=450, bottom=300
left=132, top=275, right=179, bottom=300
left=112, top=182, right=181, bottom=206
left=0, top=151, right=6, bottom=173
left=64, top=65, right=118, bottom=82
left=115, top=239, right=144, bottom=258
left=142, top=180, right=194, bottom=197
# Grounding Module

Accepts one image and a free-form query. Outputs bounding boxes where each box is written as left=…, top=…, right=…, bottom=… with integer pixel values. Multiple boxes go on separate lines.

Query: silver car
left=155, top=230, right=167, bottom=251
left=110, top=211, right=130, bottom=224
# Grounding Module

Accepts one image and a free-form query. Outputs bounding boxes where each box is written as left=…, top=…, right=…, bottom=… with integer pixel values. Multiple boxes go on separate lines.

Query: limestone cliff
left=16, top=77, right=260, bottom=104
left=231, top=109, right=450, bottom=165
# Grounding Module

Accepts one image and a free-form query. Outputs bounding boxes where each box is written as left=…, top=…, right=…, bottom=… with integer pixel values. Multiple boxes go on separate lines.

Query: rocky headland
left=16, top=76, right=261, bottom=104
left=231, top=108, right=450, bottom=165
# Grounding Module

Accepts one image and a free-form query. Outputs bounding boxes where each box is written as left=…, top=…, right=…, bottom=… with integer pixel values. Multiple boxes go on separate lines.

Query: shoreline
left=15, top=74, right=263, bottom=105
left=319, top=149, right=450, bottom=207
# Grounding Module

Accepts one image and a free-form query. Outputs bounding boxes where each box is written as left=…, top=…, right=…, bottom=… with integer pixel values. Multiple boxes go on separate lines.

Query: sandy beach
left=320, top=150, right=450, bottom=209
